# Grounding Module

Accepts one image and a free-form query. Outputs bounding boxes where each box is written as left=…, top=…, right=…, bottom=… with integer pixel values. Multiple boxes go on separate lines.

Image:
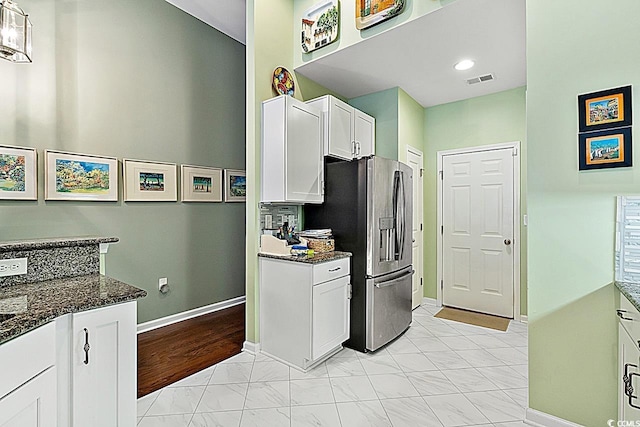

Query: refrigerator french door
left=305, top=156, right=413, bottom=352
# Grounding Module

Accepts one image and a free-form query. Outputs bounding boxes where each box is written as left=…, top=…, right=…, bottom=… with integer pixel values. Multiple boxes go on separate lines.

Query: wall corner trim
left=421, top=297, right=438, bottom=306
left=525, top=408, right=583, bottom=427
left=520, top=315, right=529, bottom=324
left=242, top=341, right=261, bottom=355
left=137, top=295, right=246, bottom=334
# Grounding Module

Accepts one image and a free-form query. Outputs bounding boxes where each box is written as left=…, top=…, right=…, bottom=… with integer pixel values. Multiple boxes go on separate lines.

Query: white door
left=72, top=302, right=137, bottom=427
left=442, top=148, right=514, bottom=318
left=354, top=110, right=375, bottom=157
left=0, top=368, right=57, bottom=427
left=406, top=147, right=424, bottom=309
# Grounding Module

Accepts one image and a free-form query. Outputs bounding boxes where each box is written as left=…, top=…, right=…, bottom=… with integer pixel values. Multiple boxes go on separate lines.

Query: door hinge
left=441, top=225, right=443, bottom=234
left=420, top=168, right=424, bottom=177
left=347, top=284, right=352, bottom=299
left=420, top=277, right=423, bottom=286
left=440, top=279, right=443, bottom=290
left=439, top=170, right=443, bottom=180
left=420, top=223, right=423, bottom=231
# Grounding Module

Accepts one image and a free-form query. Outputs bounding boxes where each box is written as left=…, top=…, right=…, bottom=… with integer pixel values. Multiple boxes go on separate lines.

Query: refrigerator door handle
left=394, top=171, right=406, bottom=261
left=374, top=270, right=415, bottom=288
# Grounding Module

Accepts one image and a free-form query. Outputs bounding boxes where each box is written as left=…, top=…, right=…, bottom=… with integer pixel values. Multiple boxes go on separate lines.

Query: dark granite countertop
left=258, top=251, right=352, bottom=264
left=616, top=281, right=640, bottom=312
left=0, top=274, right=146, bottom=345
left=0, top=236, right=119, bottom=252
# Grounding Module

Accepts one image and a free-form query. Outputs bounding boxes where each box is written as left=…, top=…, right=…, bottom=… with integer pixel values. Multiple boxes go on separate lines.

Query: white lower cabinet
left=618, top=292, right=640, bottom=420
left=260, top=256, right=351, bottom=370
left=71, top=302, right=137, bottom=427
left=0, top=367, right=57, bottom=427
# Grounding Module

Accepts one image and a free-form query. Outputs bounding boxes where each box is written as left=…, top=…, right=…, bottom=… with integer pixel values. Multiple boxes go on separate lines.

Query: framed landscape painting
left=0, top=145, right=37, bottom=200
left=181, top=165, right=223, bottom=202
left=355, top=0, right=405, bottom=30
left=578, top=85, right=632, bottom=132
left=578, top=127, right=632, bottom=170
left=45, top=150, right=118, bottom=201
left=123, top=159, right=177, bottom=201
left=224, top=169, right=246, bottom=202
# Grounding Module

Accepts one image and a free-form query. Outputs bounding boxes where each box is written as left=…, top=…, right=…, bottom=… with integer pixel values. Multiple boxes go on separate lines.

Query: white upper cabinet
left=262, top=96, right=324, bottom=204
left=306, top=95, right=375, bottom=160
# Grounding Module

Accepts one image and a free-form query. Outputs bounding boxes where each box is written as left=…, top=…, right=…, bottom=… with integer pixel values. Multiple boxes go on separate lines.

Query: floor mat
left=434, top=306, right=510, bottom=331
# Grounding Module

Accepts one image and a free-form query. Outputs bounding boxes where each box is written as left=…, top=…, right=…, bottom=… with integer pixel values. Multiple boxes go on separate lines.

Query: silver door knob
left=504, top=239, right=512, bottom=245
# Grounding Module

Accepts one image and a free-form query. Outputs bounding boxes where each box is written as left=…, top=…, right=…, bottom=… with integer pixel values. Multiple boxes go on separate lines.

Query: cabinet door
left=312, top=276, right=350, bottom=360
left=328, top=98, right=355, bottom=160
left=354, top=110, right=375, bottom=158
left=286, top=102, right=324, bottom=203
left=0, top=367, right=56, bottom=427
left=619, top=323, right=640, bottom=420
left=72, top=302, right=137, bottom=427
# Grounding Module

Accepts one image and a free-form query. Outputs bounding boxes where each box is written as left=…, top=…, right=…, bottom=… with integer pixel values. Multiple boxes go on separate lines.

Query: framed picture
left=45, top=150, right=118, bottom=201
left=0, top=145, right=37, bottom=200
left=578, top=85, right=632, bottom=132
left=123, top=159, right=177, bottom=201
left=180, top=165, right=223, bottom=202
left=578, top=127, right=632, bottom=170
left=224, top=169, right=246, bottom=202
left=301, top=0, right=339, bottom=53
left=355, top=0, right=405, bottom=30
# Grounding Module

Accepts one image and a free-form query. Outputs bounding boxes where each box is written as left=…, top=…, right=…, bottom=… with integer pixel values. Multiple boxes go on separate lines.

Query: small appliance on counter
left=305, top=155, right=413, bottom=353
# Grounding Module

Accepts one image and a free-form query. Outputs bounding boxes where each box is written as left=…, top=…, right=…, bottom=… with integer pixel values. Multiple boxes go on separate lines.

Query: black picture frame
left=578, top=127, right=632, bottom=170
left=578, top=85, right=632, bottom=133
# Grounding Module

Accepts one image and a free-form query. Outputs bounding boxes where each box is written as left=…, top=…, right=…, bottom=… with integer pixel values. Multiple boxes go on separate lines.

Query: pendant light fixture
left=0, top=0, right=32, bottom=63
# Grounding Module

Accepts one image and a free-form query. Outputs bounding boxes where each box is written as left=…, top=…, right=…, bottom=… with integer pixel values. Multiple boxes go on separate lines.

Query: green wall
left=398, top=87, right=426, bottom=164
left=0, top=0, right=246, bottom=324
left=527, top=1, right=640, bottom=423
left=424, top=87, right=527, bottom=315
left=349, top=87, right=400, bottom=160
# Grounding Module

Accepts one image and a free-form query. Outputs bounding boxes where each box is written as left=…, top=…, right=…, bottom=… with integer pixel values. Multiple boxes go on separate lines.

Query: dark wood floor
left=137, top=303, right=245, bottom=398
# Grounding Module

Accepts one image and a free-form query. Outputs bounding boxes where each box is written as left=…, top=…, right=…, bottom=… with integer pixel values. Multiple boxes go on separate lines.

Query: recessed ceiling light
left=454, top=59, right=475, bottom=71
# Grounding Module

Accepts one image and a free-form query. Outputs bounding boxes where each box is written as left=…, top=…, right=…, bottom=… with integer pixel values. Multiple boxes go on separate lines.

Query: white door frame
left=406, top=145, right=424, bottom=308
left=436, top=141, right=521, bottom=321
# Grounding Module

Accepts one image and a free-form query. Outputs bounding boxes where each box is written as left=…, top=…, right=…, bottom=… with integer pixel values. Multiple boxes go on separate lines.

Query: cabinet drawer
left=619, top=293, right=640, bottom=340
left=313, top=258, right=350, bottom=285
left=0, top=322, right=55, bottom=399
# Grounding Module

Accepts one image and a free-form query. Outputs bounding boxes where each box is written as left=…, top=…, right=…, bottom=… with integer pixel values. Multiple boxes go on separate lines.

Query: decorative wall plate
left=355, top=0, right=405, bottom=30
left=301, top=0, right=340, bottom=53
left=272, top=67, right=295, bottom=97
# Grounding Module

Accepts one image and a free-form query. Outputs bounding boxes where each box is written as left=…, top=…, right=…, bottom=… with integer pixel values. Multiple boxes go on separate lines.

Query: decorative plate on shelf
left=272, top=67, right=295, bottom=97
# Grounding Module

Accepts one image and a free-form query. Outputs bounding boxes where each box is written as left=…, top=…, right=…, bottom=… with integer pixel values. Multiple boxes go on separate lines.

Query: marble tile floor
left=137, top=303, right=529, bottom=427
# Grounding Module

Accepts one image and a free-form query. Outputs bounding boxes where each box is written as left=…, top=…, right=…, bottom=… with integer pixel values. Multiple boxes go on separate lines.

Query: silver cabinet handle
left=83, top=328, right=91, bottom=365
left=328, top=267, right=341, bottom=272
left=618, top=309, right=634, bottom=321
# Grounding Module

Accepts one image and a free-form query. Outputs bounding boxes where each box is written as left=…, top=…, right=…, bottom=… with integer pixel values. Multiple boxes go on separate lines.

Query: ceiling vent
left=466, top=73, right=495, bottom=85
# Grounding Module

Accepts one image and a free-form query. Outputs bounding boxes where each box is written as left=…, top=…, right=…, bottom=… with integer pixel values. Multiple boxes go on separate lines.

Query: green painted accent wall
left=527, top=1, right=640, bottom=423
left=349, top=87, right=399, bottom=160
left=0, top=0, right=246, bottom=324
left=292, top=0, right=457, bottom=68
left=398, top=87, right=426, bottom=163
left=424, top=87, right=527, bottom=315
left=245, top=0, right=345, bottom=343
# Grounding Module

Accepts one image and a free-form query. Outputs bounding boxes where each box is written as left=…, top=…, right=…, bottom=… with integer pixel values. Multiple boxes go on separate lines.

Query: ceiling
left=165, top=0, right=246, bottom=44
left=166, top=0, right=525, bottom=108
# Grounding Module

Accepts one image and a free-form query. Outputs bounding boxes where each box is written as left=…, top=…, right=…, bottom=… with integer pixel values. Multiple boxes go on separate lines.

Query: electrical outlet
left=159, top=277, right=169, bottom=294
left=0, top=258, right=28, bottom=277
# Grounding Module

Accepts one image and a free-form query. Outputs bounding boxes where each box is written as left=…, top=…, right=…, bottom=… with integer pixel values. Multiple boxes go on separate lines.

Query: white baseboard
left=525, top=408, right=583, bottom=427
left=421, top=297, right=437, bottom=306
left=137, top=296, right=246, bottom=334
left=242, top=341, right=260, bottom=355
left=520, top=314, right=529, bottom=323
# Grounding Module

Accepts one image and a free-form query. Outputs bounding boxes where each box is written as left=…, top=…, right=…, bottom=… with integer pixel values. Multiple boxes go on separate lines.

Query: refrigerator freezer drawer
left=366, top=268, right=413, bottom=351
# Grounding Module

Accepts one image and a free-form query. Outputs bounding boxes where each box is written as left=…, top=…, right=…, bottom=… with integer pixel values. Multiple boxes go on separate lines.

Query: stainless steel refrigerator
left=305, top=156, right=413, bottom=352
